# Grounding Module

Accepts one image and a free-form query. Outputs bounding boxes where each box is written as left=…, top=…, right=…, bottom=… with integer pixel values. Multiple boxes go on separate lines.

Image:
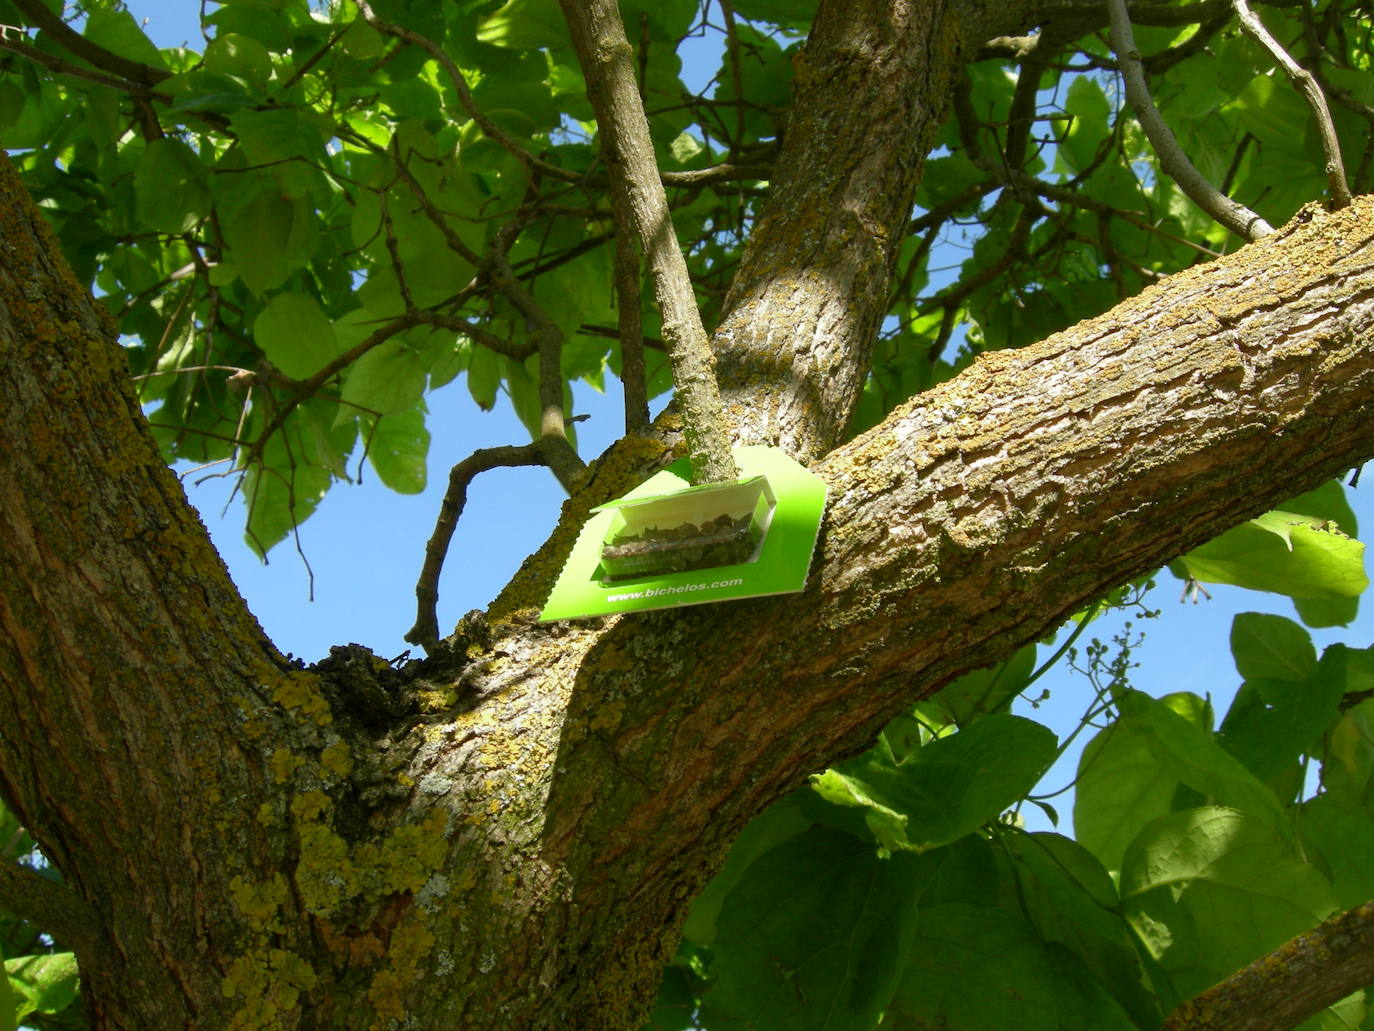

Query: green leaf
left=5, top=952, right=79, bottom=1023
left=1120, top=807, right=1335, bottom=1009
left=229, top=108, right=328, bottom=198
left=84, top=8, right=166, bottom=70
left=253, top=292, right=342, bottom=380
left=701, top=827, right=930, bottom=1031
left=242, top=422, right=332, bottom=557
left=1116, top=690, right=1288, bottom=832
left=134, top=138, right=211, bottom=233
left=1074, top=714, right=1180, bottom=873
left=1297, top=795, right=1374, bottom=909
left=1004, top=832, right=1163, bottom=1029
left=811, top=714, right=1057, bottom=852
left=340, top=340, right=426, bottom=416
left=220, top=187, right=314, bottom=296
left=476, top=0, right=567, bottom=49
left=1230, top=612, right=1316, bottom=682
left=1170, top=511, right=1368, bottom=602
left=1060, top=75, right=1110, bottom=174
left=1218, top=644, right=1348, bottom=783
left=681, top=794, right=812, bottom=947
left=913, top=643, right=1037, bottom=728
left=887, top=904, right=1138, bottom=1031
left=365, top=406, right=429, bottom=494
left=466, top=346, right=502, bottom=411
left=204, top=32, right=274, bottom=89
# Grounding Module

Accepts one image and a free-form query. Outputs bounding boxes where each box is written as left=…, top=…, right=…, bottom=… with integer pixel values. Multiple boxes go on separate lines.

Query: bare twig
left=1164, top=898, right=1374, bottom=1031
left=558, top=0, right=738, bottom=484
left=1106, top=0, right=1274, bottom=240
left=1231, top=0, right=1352, bottom=209
left=406, top=443, right=549, bottom=650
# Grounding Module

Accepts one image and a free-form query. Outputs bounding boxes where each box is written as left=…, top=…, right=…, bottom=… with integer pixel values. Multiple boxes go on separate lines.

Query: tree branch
left=1164, top=898, right=1374, bottom=1031
left=0, top=35, right=170, bottom=102
left=10, top=0, right=171, bottom=86
left=1106, top=0, right=1274, bottom=240
left=407, top=444, right=550, bottom=650
left=1231, top=0, right=1352, bottom=209
left=558, top=0, right=739, bottom=485
left=0, top=861, right=96, bottom=957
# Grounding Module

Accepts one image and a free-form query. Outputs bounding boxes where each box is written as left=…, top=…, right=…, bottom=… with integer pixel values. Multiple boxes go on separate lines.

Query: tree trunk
left=1, top=1, right=1374, bottom=1028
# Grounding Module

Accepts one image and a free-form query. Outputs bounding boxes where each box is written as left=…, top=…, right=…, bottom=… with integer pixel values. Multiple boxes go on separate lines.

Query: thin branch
left=10, top=0, right=171, bottom=86
left=1106, top=0, right=1274, bottom=240
left=558, top=0, right=738, bottom=484
left=1163, top=898, right=1374, bottom=1031
left=0, top=860, right=97, bottom=958
left=246, top=314, right=425, bottom=463
left=1232, top=0, right=1352, bottom=209
left=406, top=444, right=549, bottom=651
left=488, top=219, right=587, bottom=493
left=0, top=35, right=170, bottom=101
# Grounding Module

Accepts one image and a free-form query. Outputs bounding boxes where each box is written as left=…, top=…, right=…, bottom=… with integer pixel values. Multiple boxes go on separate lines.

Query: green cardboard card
left=539, top=445, right=827, bottom=620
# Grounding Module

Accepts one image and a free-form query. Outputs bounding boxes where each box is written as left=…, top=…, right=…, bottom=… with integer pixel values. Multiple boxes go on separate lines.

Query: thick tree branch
left=457, top=196, right=1374, bottom=1028
left=1107, top=0, right=1274, bottom=240
left=1164, top=898, right=1374, bottom=1031
left=558, top=0, right=738, bottom=484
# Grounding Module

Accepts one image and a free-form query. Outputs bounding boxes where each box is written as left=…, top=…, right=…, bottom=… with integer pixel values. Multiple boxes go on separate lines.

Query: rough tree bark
left=0, top=1, right=1372, bottom=1030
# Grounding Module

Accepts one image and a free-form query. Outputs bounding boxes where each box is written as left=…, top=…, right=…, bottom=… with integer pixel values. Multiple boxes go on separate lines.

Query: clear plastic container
left=598, top=476, right=775, bottom=582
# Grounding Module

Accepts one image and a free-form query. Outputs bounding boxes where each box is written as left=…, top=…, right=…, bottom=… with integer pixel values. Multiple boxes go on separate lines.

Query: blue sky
left=120, top=0, right=1374, bottom=825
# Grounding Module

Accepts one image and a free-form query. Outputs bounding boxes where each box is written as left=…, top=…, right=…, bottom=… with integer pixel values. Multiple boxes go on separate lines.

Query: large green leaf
left=1218, top=644, right=1348, bottom=784
left=219, top=187, right=315, bottom=296
left=1002, top=832, right=1162, bottom=1029
left=700, top=827, right=931, bottom=1031
left=912, top=643, right=1037, bottom=729
left=1170, top=511, right=1367, bottom=612
left=811, top=714, right=1057, bottom=852
left=1229, top=612, right=1317, bottom=682
left=253, top=292, right=343, bottom=380
left=1115, top=690, right=1288, bottom=832
left=365, top=406, right=429, bottom=494
left=340, top=340, right=427, bottom=417
left=886, top=903, right=1137, bottom=1031
left=680, top=794, right=811, bottom=948
left=133, top=137, right=211, bottom=233
left=1074, top=713, right=1179, bottom=874
left=1120, top=807, right=1335, bottom=1009
left=4, top=952, right=79, bottom=1024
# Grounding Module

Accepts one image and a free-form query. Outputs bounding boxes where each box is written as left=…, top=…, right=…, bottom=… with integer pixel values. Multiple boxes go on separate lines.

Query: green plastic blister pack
left=540, top=445, right=827, bottom=620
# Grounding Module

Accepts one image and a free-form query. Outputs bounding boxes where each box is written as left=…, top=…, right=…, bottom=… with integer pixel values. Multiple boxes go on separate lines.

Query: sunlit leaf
left=253, top=292, right=342, bottom=380
left=811, top=714, right=1056, bottom=852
